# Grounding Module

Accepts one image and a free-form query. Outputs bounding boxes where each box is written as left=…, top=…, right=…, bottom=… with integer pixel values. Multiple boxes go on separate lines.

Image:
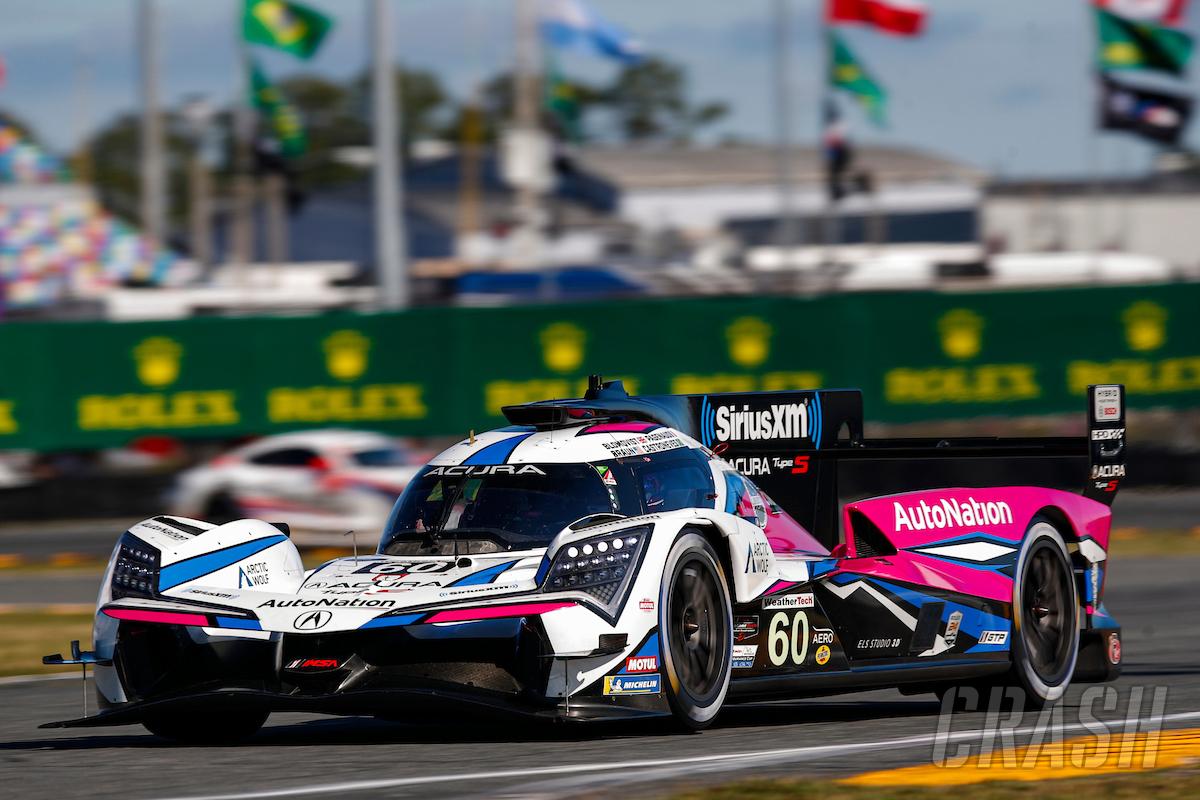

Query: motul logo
left=625, top=655, right=658, bottom=673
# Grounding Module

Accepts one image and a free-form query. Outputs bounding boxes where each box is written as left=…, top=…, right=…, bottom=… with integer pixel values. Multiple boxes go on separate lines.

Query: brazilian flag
left=544, top=58, right=583, bottom=141
left=829, top=32, right=886, bottom=127
left=1095, top=8, right=1192, bottom=76
left=243, top=0, right=332, bottom=60
left=249, top=60, right=307, bottom=156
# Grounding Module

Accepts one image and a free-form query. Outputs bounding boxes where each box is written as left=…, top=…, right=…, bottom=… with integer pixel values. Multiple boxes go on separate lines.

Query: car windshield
left=351, top=447, right=409, bottom=467
left=379, top=464, right=617, bottom=555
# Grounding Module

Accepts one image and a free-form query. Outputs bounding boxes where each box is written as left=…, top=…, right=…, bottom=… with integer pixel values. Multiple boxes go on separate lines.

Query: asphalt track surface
left=2, top=534, right=1199, bottom=799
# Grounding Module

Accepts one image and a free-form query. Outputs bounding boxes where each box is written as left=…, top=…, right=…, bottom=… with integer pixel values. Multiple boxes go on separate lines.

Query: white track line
left=153, top=709, right=1200, bottom=800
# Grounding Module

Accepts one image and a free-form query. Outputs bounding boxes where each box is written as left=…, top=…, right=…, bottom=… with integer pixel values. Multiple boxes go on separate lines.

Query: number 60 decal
left=768, top=611, right=809, bottom=666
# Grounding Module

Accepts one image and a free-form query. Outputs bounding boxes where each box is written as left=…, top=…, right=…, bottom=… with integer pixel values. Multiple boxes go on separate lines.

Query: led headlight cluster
left=112, top=535, right=160, bottom=599
left=544, top=525, right=649, bottom=606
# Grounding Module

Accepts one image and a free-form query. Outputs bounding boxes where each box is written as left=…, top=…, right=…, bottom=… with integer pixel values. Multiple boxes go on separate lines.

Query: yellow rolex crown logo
left=540, top=322, right=586, bottom=374
left=1122, top=301, right=1168, bottom=352
left=323, top=330, right=371, bottom=381
left=937, top=309, right=984, bottom=361
left=726, top=316, right=773, bottom=369
left=133, top=337, right=183, bottom=388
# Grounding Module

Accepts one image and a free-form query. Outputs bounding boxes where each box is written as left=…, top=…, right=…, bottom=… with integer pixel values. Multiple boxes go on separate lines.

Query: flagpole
left=233, top=29, right=255, bottom=272
left=772, top=0, right=798, bottom=263
left=138, top=0, right=166, bottom=248
left=371, top=0, right=409, bottom=309
left=819, top=7, right=834, bottom=269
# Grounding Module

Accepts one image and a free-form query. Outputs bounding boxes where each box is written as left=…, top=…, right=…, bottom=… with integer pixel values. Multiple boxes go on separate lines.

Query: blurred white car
left=170, top=430, right=423, bottom=545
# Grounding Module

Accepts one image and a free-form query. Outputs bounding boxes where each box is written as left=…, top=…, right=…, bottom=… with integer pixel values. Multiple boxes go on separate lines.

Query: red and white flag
left=826, top=0, right=928, bottom=36
left=1094, top=0, right=1188, bottom=24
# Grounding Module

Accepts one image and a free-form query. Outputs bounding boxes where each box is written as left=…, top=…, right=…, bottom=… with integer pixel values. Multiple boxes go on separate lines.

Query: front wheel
left=144, top=709, right=269, bottom=744
left=659, top=531, right=733, bottom=731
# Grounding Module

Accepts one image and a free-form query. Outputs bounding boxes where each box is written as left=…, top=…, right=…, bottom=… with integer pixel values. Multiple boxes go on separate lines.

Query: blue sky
left=0, top=0, right=1198, bottom=177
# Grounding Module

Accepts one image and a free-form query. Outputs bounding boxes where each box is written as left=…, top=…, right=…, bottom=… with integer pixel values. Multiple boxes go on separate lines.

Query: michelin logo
left=603, top=674, right=661, bottom=695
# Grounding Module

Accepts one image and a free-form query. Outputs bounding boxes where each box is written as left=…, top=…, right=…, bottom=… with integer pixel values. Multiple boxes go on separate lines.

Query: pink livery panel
left=841, top=487, right=1112, bottom=604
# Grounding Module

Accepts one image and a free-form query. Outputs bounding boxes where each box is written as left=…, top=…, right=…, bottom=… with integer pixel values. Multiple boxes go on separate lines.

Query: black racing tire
left=658, top=531, right=733, bottom=731
left=1008, top=517, right=1079, bottom=709
left=143, top=709, right=269, bottom=744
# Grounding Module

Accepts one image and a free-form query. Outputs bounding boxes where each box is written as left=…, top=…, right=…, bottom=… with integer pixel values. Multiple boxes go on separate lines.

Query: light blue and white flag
left=540, top=0, right=645, bottom=64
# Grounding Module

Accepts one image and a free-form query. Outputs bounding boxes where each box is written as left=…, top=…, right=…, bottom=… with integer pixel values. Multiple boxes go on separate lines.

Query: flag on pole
left=1099, top=74, right=1193, bottom=143
left=540, top=0, right=645, bottom=63
left=826, top=0, right=927, bottom=37
left=249, top=59, right=307, bottom=156
left=1095, top=8, right=1193, bottom=75
left=1094, top=0, right=1188, bottom=25
left=829, top=32, right=887, bottom=126
left=242, top=0, right=332, bottom=60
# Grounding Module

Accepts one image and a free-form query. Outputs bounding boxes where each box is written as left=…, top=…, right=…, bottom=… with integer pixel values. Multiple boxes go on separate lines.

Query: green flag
left=544, top=58, right=583, bottom=141
left=249, top=60, right=307, bottom=156
left=829, top=32, right=886, bottom=127
left=242, top=0, right=332, bottom=59
left=1095, top=8, right=1192, bottom=76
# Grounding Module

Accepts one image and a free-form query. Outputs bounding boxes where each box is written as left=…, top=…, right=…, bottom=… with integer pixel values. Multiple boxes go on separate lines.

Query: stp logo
left=294, top=610, right=332, bottom=630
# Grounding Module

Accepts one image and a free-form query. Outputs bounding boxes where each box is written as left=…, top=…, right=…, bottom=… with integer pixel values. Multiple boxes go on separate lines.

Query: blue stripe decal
left=448, top=559, right=518, bottom=586
left=215, top=616, right=262, bottom=630
left=462, top=433, right=534, bottom=465
left=360, top=613, right=423, bottom=629
left=159, top=535, right=288, bottom=590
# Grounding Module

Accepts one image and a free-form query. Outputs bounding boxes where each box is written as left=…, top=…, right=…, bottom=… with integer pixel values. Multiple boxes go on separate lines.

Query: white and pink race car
left=45, top=379, right=1125, bottom=741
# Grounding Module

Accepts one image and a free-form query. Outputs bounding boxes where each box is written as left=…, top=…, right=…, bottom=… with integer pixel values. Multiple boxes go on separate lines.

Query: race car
left=43, top=378, right=1125, bottom=741
left=168, top=429, right=423, bottom=544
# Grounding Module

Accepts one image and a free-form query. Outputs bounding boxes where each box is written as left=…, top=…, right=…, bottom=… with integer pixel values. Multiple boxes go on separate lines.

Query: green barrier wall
left=1, top=283, right=1198, bottom=450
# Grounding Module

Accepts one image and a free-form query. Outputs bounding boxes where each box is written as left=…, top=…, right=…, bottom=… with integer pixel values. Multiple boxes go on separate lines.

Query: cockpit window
left=380, top=464, right=616, bottom=555
left=378, top=446, right=717, bottom=555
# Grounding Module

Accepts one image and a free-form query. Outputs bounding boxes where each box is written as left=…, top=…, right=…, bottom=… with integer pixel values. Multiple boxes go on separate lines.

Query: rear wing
left=503, top=378, right=1125, bottom=547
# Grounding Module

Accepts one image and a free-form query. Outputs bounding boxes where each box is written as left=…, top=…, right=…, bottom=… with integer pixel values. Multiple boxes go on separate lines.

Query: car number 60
left=768, top=611, right=809, bottom=666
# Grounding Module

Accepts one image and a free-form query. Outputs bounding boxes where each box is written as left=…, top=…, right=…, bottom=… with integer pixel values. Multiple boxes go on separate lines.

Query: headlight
left=542, top=525, right=650, bottom=610
left=111, top=533, right=161, bottom=599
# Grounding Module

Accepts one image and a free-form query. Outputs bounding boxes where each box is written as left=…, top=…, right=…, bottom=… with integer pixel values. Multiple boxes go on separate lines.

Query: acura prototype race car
left=44, top=378, right=1126, bottom=740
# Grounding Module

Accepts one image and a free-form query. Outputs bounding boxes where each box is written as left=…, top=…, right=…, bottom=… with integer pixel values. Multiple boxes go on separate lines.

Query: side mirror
left=830, top=542, right=849, bottom=559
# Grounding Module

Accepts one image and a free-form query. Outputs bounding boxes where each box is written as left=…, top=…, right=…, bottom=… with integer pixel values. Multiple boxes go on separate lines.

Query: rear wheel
left=1009, top=519, right=1078, bottom=708
left=144, top=709, right=268, bottom=744
left=659, top=532, right=732, bottom=731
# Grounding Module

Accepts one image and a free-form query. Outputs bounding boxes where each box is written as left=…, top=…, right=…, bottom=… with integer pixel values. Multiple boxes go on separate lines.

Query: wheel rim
left=668, top=555, right=724, bottom=700
left=1021, top=544, right=1074, bottom=685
